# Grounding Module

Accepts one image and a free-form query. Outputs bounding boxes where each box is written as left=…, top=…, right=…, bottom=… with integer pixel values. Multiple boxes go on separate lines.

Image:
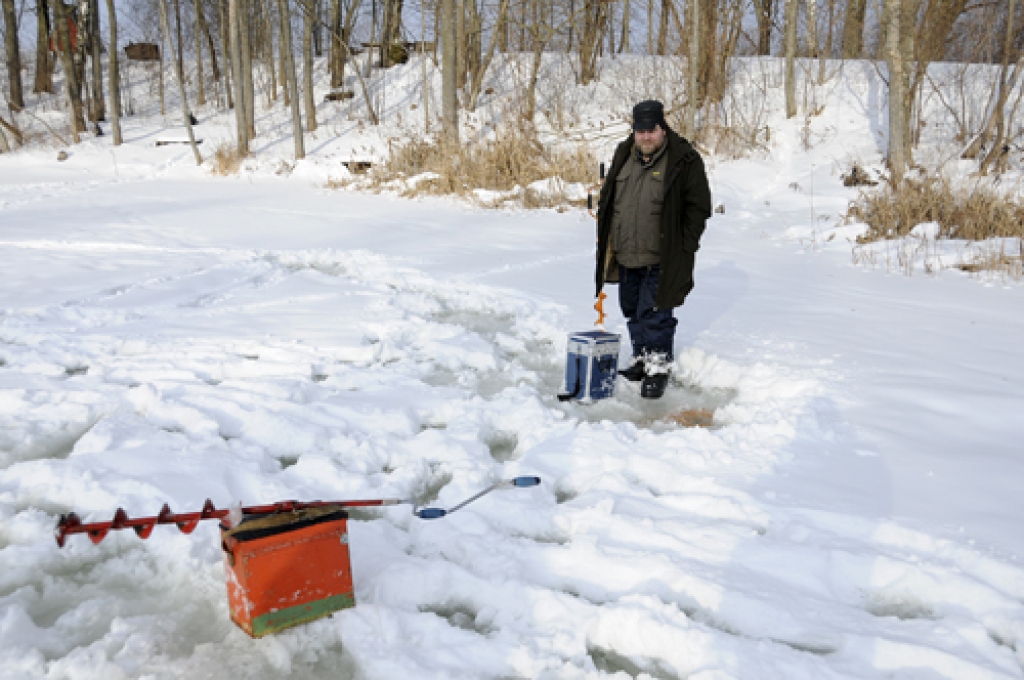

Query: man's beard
left=637, top=138, right=663, bottom=156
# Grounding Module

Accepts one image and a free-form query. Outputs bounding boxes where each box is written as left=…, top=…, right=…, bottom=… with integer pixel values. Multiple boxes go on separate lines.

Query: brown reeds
left=849, top=175, right=1024, bottom=243
left=211, top=142, right=244, bottom=175
left=372, top=123, right=597, bottom=207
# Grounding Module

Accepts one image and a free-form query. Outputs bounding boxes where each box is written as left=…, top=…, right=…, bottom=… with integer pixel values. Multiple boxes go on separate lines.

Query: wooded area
left=1, top=0, right=1022, bottom=180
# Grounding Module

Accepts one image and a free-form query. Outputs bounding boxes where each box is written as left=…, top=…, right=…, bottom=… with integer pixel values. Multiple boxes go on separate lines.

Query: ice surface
left=2, top=56, right=1023, bottom=679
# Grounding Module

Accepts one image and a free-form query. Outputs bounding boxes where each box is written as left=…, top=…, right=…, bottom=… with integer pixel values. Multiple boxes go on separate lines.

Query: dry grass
left=848, top=175, right=1024, bottom=242
left=371, top=123, right=597, bottom=207
left=211, top=143, right=244, bottom=175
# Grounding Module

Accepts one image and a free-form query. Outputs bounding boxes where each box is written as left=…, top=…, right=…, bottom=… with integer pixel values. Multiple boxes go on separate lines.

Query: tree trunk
left=456, top=0, right=465, bottom=88
left=977, top=0, right=1020, bottom=172
left=3, top=0, right=24, bottom=109
left=276, top=0, right=304, bottom=158
left=104, top=0, right=122, bottom=144
left=685, top=0, right=698, bottom=136
left=89, top=0, right=105, bottom=119
left=754, top=0, right=771, bottom=55
left=34, top=0, right=54, bottom=93
left=807, top=0, right=819, bottom=58
left=229, top=0, right=249, bottom=151
left=467, top=0, right=480, bottom=81
left=619, top=0, right=630, bottom=52
left=302, top=0, right=317, bottom=131
left=842, top=0, right=867, bottom=59
left=785, top=0, right=797, bottom=118
left=158, top=0, right=203, bottom=164
left=173, top=0, right=186, bottom=88
left=656, top=0, right=669, bottom=54
left=441, top=0, right=458, bottom=142
left=313, top=0, right=322, bottom=56
left=49, top=0, right=84, bottom=140
left=328, top=0, right=341, bottom=85
left=466, top=0, right=508, bottom=110
left=219, top=0, right=235, bottom=108
left=581, top=0, right=604, bottom=82
left=240, top=0, right=256, bottom=138
left=885, top=0, right=905, bottom=185
left=195, top=0, right=207, bottom=105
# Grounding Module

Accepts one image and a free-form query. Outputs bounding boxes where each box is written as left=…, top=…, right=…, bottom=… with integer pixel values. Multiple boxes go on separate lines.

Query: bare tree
left=240, top=0, right=256, bottom=139
left=441, top=0, right=457, bottom=142
left=159, top=0, right=203, bottom=164
left=806, top=0, right=819, bottom=58
left=49, top=0, right=85, bottom=140
left=89, top=0, right=105, bottom=120
left=104, top=0, right=123, bottom=144
left=466, top=0, right=509, bottom=111
left=971, top=0, right=1022, bottom=173
left=785, top=0, right=798, bottom=118
left=753, top=0, right=771, bottom=55
left=194, top=0, right=208, bottom=105
left=580, top=0, right=606, bottom=83
left=219, top=0, right=235, bottom=108
left=3, top=0, right=23, bottom=109
left=685, top=0, right=698, bottom=136
left=843, top=0, right=867, bottom=58
left=229, top=0, right=250, bottom=152
left=302, top=0, right=317, bottom=130
left=276, top=0, right=304, bottom=158
left=34, top=0, right=54, bottom=93
left=885, top=0, right=906, bottom=184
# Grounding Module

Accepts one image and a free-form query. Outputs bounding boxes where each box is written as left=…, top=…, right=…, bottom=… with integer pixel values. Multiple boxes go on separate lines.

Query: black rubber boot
left=641, top=373, right=669, bottom=399
left=620, top=359, right=646, bottom=382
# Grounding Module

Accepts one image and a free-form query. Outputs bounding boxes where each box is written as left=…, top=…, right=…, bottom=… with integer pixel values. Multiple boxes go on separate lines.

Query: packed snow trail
left=2, top=168, right=1024, bottom=680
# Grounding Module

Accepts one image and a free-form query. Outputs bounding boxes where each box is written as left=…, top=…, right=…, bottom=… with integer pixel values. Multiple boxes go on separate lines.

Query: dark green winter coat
left=596, top=127, right=712, bottom=310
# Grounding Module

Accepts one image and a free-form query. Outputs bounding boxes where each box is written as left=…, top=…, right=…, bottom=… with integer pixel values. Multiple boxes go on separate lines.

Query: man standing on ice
left=595, top=100, right=712, bottom=399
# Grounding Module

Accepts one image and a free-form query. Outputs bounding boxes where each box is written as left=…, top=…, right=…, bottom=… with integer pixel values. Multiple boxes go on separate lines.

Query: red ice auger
left=54, top=476, right=541, bottom=637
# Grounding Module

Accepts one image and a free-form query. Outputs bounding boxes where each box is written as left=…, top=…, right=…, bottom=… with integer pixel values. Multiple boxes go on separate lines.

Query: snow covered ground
left=2, top=57, right=1024, bottom=679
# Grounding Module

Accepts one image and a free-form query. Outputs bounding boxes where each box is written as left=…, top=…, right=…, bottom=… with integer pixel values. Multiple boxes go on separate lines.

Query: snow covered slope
left=2, top=57, right=1023, bottom=679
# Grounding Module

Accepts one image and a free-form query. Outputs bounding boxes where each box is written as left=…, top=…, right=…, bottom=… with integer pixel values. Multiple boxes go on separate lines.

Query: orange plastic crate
left=221, top=506, right=355, bottom=637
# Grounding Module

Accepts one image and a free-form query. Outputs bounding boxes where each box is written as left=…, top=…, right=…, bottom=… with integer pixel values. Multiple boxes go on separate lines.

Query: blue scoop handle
left=512, top=476, right=541, bottom=488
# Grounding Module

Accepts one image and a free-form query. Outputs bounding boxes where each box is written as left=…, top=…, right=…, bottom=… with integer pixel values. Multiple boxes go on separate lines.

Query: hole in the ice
left=311, top=373, right=329, bottom=382
left=485, top=430, right=519, bottom=462
left=419, top=601, right=495, bottom=636
left=278, top=455, right=299, bottom=470
left=864, top=593, right=938, bottom=621
left=774, top=639, right=838, bottom=656
left=419, top=422, right=447, bottom=431
left=205, top=378, right=222, bottom=385
left=555, top=488, right=578, bottom=504
left=586, top=644, right=678, bottom=680
left=0, top=357, right=7, bottom=367
left=241, top=354, right=259, bottom=361
left=987, top=629, right=1015, bottom=651
left=513, top=530, right=569, bottom=545
left=159, top=425, right=185, bottom=434
left=411, top=466, right=453, bottom=506
left=550, top=372, right=736, bottom=432
left=65, top=365, right=89, bottom=377
left=381, top=463, right=396, bottom=474
left=431, top=309, right=516, bottom=340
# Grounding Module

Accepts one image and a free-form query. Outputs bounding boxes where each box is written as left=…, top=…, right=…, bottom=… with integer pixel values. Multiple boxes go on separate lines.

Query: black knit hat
left=632, top=100, right=666, bottom=131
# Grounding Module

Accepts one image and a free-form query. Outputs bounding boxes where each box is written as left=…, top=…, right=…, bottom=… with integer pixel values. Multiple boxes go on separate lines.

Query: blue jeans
left=618, top=265, right=677, bottom=360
